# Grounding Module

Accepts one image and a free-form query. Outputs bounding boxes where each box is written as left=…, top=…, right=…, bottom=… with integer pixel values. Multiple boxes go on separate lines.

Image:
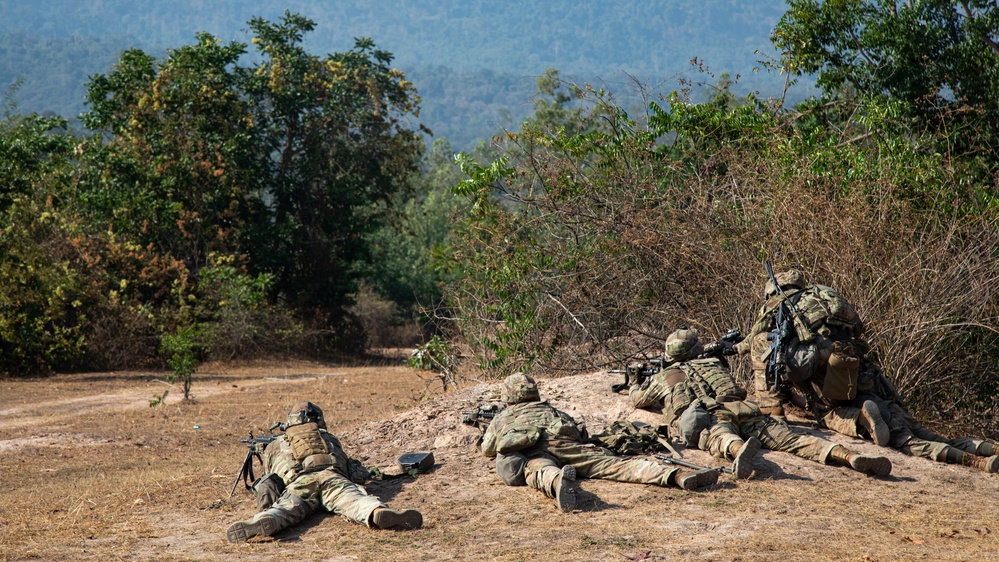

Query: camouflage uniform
left=738, top=269, right=999, bottom=472
left=482, top=374, right=718, bottom=512
left=630, top=332, right=889, bottom=478
left=226, top=402, right=422, bottom=542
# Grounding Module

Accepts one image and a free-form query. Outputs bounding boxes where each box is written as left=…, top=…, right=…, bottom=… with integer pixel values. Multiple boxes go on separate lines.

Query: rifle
left=698, top=328, right=743, bottom=359
left=654, top=453, right=733, bottom=475
left=608, top=358, right=665, bottom=393
left=228, top=423, right=284, bottom=498
left=764, top=261, right=816, bottom=394
left=461, top=404, right=504, bottom=428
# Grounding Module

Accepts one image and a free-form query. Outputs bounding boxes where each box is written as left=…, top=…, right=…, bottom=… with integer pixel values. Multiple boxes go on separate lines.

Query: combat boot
left=226, top=514, right=282, bottom=543
left=828, top=445, right=892, bottom=476
left=671, top=467, right=719, bottom=490
left=554, top=465, right=578, bottom=513
left=858, top=400, right=890, bottom=447
left=372, top=508, right=424, bottom=530
left=728, top=436, right=761, bottom=480
left=945, top=448, right=999, bottom=473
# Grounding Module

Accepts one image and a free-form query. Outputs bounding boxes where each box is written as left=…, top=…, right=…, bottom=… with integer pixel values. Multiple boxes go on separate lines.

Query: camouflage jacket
left=480, top=401, right=583, bottom=457
left=629, top=357, right=746, bottom=425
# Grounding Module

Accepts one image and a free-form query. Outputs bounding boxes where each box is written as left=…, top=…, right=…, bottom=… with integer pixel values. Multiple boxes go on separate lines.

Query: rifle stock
left=654, top=453, right=733, bottom=475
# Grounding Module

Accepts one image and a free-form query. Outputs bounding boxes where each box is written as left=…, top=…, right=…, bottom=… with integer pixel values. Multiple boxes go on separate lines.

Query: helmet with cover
left=286, top=401, right=327, bottom=429
left=501, top=373, right=541, bottom=404
left=665, top=329, right=704, bottom=362
left=764, top=269, right=806, bottom=297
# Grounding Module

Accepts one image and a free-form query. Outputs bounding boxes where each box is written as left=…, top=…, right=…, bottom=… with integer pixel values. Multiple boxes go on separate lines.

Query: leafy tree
left=79, top=12, right=425, bottom=347
left=773, top=0, right=999, bottom=163
left=243, top=13, right=425, bottom=322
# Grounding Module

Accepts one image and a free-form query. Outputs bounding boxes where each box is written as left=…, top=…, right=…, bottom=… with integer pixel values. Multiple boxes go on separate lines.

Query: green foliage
left=158, top=324, right=200, bottom=402
left=773, top=0, right=999, bottom=166
left=76, top=11, right=423, bottom=352
left=364, top=138, right=475, bottom=318
left=408, top=334, right=460, bottom=390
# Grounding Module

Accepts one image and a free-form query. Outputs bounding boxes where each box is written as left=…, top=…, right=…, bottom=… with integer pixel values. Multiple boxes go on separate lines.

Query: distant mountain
left=0, top=0, right=811, bottom=150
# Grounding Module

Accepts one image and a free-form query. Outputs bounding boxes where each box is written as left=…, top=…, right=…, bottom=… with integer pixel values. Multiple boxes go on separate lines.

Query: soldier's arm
left=628, top=372, right=669, bottom=409
left=480, top=412, right=503, bottom=457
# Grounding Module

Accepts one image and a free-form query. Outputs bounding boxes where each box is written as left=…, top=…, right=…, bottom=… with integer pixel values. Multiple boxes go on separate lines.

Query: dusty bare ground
left=1, top=355, right=997, bottom=562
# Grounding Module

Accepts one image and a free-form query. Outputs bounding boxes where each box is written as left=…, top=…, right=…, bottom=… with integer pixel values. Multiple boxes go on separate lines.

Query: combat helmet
left=764, top=269, right=806, bottom=297
left=665, top=329, right=704, bottom=362
left=501, top=373, right=541, bottom=404
left=286, top=401, right=327, bottom=429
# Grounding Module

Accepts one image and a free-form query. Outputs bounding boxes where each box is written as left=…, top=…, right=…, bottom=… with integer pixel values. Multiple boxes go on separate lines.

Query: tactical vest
left=663, top=358, right=744, bottom=425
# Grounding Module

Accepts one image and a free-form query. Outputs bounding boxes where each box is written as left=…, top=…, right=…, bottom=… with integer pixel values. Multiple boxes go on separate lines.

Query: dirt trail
left=0, top=361, right=997, bottom=561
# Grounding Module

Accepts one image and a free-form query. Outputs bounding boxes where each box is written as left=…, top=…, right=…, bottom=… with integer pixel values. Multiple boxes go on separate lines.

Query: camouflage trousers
left=878, top=400, right=992, bottom=461
left=817, top=398, right=994, bottom=461
left=245, top=468, right=384, bottom=531
left=701, top=402, right=837, bottom=464
left=499, top=438, right=678, bottom=497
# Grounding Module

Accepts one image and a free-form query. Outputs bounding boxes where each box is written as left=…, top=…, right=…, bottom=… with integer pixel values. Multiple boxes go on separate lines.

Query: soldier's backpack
left=793, top=284, right=865, bottom=339
left=588, top=420, right=670, bottom=455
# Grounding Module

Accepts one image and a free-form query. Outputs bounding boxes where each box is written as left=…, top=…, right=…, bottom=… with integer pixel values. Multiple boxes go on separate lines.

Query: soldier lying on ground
left=737, top=267, right=999, bottom=473
left=481, top=373, right=719, bottom=513
left=628, top=329, right=892, bottom=478
left=226, top=401, right=423, bottom=542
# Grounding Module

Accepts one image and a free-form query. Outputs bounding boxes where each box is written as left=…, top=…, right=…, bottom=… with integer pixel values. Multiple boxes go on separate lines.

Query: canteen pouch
left=823, top=342, right=859, bottom=401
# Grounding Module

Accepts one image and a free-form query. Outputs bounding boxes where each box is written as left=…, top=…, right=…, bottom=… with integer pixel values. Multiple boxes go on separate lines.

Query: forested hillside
left=2, top=2, right=997, bottom=439
left=1, top=0, right=797, bottom=149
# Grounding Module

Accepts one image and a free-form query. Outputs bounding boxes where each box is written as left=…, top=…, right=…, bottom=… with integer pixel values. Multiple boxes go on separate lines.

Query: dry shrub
left=445, top=96, right=999, bottom=433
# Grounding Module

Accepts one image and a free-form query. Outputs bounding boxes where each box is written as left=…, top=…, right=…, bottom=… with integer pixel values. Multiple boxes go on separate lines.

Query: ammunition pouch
left=284, top=422, right=335, bottom=472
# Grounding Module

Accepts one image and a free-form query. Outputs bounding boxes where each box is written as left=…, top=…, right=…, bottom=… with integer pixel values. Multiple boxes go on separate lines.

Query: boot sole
left=227, top=520, right=269, bottom=543
left=678, top=468, right=719, bottom=490
left=860, top=401, right=890, bottom=447
left=851, top=455, right=892, bottom=477
left=373, top=508, right=423, bottom=530
left=732, top=437, right=761, bottom=480
left=555, top=465, right=578, bottom=513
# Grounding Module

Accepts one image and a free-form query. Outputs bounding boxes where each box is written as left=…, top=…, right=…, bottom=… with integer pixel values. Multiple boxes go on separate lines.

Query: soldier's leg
left=751, top=415, right=837, bottom=464
left=751, top=415, right=890, bottom=475
left=545, top=440, right=718, bottom=490
left=818, top=401, right=889, bottom=446
left=226, top=488, right=316, bottom=542
left=523, top=452, right=579, bottom=512
left=700, top=410, right=760, bottom=479
left=883, top=402, right=950, bottom=462
left=312, top=469, right=417, bottom=529
left=934, top=446, right=999, bottom=473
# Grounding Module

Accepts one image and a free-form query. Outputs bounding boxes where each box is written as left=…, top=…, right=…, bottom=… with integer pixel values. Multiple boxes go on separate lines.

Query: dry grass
left=1, top=360, right=998, bottom=561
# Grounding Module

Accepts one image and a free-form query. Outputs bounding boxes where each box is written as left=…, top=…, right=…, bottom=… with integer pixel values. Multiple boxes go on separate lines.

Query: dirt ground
left=1, top=354, right=997, bottom=562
